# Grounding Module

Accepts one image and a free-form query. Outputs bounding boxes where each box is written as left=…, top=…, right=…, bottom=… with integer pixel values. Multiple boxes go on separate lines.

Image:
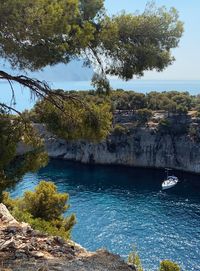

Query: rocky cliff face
left=0, top=204, right=133, bottom=271
left=17, top=122, right=200, bottom=174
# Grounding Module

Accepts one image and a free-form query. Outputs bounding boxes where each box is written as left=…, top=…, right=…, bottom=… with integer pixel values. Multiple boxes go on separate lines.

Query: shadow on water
left=8, top=159, right=200, bottom=271
left=37, top=159, right=200, bottom=198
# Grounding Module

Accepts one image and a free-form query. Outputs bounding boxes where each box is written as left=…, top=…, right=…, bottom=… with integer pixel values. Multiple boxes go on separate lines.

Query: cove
left=9, top=159, right=200, bottom=271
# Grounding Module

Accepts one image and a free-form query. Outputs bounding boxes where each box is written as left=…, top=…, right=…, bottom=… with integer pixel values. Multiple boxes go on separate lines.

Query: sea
left=9, top=160, right=200, bottom=271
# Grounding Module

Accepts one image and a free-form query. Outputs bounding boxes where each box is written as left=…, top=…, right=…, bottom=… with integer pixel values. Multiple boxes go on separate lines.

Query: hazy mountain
left=32, top=61, right=93, bottom=82
left=1, top=60, right=93, bottom=82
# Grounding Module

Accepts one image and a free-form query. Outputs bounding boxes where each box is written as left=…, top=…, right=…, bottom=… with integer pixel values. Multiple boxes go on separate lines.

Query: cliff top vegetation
left=30, top=88, right=200, bottom=133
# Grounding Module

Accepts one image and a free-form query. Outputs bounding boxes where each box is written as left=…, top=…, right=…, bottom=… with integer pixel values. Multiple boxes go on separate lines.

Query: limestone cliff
left=17, top=119, right=200, bottom=174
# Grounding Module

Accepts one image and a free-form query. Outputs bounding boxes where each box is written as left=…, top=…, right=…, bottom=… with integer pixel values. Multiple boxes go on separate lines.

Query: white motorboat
left=162, top=176, right=178, bottom=190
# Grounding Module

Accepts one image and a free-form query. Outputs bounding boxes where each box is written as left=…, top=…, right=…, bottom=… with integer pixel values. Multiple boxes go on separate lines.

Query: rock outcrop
left=0, top=203, right=133, bottom=271
left=17, top=121, right=200, bottom=174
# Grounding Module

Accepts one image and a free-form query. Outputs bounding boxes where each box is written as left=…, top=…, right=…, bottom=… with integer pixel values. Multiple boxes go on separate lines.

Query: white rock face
left=17, top=123, right=200, bottom=174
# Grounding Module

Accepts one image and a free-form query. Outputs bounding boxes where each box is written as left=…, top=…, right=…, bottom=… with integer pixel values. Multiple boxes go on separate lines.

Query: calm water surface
left=9, top=160, right=200, bottom=271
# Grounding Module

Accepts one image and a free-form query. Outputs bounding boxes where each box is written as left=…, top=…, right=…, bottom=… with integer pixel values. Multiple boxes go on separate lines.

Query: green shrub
left=159, top=260, right=181, bottom=271
left=158, top=119, right=172, bottom=133
left=0, top=114, right=48, bottom=192
left=2, top=181, right=76, bottom=240
left=159, top=118, right=171, bottom=127
left=176, top=104, right=188, bottom=114
left=23, top=181, right=69, bottom=221
left=128, top=247, right=143, bottom=271
left=113, top=124, right=128, bottom=136
left=189, top=125, right=200, bottom=142
left=136, top=108, right=153, bottom=124
left=158, top=118, right=188, bottom=135
left=194, top=110, right=200, bottom=118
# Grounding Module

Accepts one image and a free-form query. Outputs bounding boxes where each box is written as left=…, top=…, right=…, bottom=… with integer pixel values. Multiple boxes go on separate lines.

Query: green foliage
left=146, top=91, right=192, bottom=113
left=34, top=95, right=112, bottom=141
left=158, top=117, right=188, bottom=136
left=0, top=113, right=48, bottom=192
left=189, top=125, right=200, bottom=142
left=80, top=0, right=104, bottom=20
left=23, top=181, right=69, bottom=221
left=0, top=1, right=183, bottom=79
left=99, top=3, right=183, bottom=79
left=193, top=95, right=200, bottom=113
left=176, top=104, right=188, bottom=115
left=91, top=73, right=111, bottom=94
left=129, top=93, right=147, bottom=111
left=109, top=90, right=196, bottom=114
left=172, top=93, right=192, bottom=110
left=0, top=115, right=18, bottom=172
left=128, top=247, right=143, bottom=271
left=30, top=89, right=200, bottom=141
left=158, top=118, right=172, bottom=131
left=113, top=124, right=128, bottom=136
left=2, top=181, right=76, bottom=239
left=136, top=108, right=153, bottom=124
left=159, top=260, right=181, bottom=271
left=0, top=0, right=98, bottom=70
left=111, top=91, right=146, bottom=111
left=128, top=249, right=181, bottom=271
left=195, top=111, right=200, bottom=118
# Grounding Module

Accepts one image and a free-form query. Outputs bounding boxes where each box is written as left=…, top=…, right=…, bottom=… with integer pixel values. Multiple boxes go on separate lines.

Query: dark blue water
left=9, top=160, right=200, bottom=271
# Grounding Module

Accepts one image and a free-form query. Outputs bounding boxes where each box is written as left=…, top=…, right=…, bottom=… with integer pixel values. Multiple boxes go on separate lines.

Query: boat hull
left=162, top=183, right=177, bottom=190
left=162, top=177, right=178, bottom=190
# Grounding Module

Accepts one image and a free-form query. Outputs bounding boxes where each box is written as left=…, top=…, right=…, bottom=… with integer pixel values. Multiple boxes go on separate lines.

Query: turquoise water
left=9, top=160, right=200, bottom=271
